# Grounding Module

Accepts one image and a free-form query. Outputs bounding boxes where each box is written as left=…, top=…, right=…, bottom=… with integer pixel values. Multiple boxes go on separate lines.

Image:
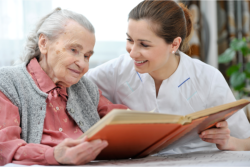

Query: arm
left=199, top=71, right=250, bottom=151
left=0, top=91, right=108, bottom=165
left=0, top=91, right=59, bottom=165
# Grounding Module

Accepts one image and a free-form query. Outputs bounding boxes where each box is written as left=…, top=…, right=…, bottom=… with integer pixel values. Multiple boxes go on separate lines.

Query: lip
left=134, top=60, right=148, bottom=67
left=68, top=68, right=81, bottom=77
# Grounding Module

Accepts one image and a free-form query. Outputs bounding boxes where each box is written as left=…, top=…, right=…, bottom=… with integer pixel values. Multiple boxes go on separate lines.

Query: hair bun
left=178, top=2, right=193, bottom=51
left=54, top=7, right=62, bottom=12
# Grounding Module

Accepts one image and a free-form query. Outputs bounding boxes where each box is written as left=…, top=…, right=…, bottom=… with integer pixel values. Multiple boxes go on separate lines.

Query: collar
left=27, top=58, right=68, bottom=97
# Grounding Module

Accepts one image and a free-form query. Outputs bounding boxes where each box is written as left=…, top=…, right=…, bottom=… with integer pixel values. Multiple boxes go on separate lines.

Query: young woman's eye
left=141, top=43, right=149, bottom=47
left=126, top=38, right=133, bottom=42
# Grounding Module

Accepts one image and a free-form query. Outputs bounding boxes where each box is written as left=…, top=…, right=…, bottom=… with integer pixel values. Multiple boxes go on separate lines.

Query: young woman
left=86, top=0, right=250, bottom=154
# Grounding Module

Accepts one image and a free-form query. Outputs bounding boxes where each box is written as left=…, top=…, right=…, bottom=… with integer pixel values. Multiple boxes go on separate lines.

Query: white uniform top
left=86, top=51, right=250, bottom=154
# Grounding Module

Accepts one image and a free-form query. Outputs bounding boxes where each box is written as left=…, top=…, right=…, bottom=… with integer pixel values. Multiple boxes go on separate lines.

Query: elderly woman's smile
left=38, top=20, right=95, bottom=88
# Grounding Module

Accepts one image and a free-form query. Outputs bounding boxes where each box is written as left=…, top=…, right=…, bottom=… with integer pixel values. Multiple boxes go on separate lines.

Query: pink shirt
left=0, top=58, right=128, bottom=166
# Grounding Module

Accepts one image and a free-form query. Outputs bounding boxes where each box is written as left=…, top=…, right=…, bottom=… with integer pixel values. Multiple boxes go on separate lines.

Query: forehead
left=57, top=20, right=95, bottom=48
left=127, top=19, right=157, bottom=38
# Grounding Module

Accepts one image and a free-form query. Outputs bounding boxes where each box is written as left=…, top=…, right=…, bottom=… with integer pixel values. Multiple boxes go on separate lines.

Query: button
left=59, top=128, right=63, bottom=132
left=56, top=107, right=59, bottom=110
left=79, top=121, right=84, bottom=126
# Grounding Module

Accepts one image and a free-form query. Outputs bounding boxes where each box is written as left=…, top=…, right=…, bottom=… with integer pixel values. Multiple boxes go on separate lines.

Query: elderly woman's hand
left=199, top=121, right=234, bottom=150
left=54, top=137, right=108, bottom=165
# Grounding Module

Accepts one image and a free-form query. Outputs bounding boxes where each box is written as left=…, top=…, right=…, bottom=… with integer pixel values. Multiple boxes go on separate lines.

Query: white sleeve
left=206, top=70, right=250, bottom=139
left=85, top=58, right=119, bottom=103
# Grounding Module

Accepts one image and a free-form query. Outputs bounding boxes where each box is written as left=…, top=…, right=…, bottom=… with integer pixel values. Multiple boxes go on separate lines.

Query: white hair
left=20, top=7, right=95, bottom=63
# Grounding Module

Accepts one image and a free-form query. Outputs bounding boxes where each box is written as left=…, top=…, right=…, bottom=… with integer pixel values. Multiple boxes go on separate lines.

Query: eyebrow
left=88, top=50, right=94, bottom=55
left=126, top=33, right=151, bottom=43
left=68, top=43, right=94, bottom=55
left=70, top=43, right=83, bottom=50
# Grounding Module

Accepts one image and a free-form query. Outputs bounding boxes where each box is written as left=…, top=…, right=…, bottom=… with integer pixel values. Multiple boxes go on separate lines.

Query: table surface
left=4, top=151, right=250, bottom=167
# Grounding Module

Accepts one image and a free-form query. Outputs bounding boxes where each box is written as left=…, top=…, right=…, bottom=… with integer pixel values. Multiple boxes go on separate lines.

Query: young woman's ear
left=38, top=34, right=48, bottom=56
left=172, top=37, right=182, bottom=52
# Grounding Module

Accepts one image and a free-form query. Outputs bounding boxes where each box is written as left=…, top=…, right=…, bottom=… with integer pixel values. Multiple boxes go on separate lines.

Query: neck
left=150, top=54, right=180, bottom=97
left=38, top=54, right=59, bottom=85
left=150, top=54, right=180, bottom=83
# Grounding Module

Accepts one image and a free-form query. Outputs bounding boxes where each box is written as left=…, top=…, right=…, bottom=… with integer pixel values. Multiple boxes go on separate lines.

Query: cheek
left=82, top=64, right=89, bottom=75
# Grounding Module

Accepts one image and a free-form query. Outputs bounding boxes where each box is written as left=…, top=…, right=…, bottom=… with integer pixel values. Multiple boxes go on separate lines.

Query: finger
left=200, top=128, right=230, bottom=136
left=92, top=141, right=108, bottom=156
left=199, top=133, right=230, bottom=140
left=72, top=139, right=103, bottom=156
left=62, top=138, right=84, bottom=147
left=201, top=138, right=228, bottom=145
left=76, top=140, right=108, bottom=158
left=72, top=140, right=108, bottom=165
left=82, top=136, right=89, bottom=142
left=216, top=121, right=228, bottom=128
left=80, top=141, right=108, bottom=164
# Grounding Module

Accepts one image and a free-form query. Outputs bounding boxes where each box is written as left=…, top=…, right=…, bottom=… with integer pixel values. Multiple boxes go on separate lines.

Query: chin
left=69, top=78, right=81, bottom=85
left=135, top=68, right=148, bottom=74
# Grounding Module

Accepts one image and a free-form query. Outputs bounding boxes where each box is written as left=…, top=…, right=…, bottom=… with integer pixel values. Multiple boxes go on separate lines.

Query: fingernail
left=103, top=141, right=108, bottom=146
left=217, top=123, right=220, bottom=127
left=95, top=139, right=102, bottom=144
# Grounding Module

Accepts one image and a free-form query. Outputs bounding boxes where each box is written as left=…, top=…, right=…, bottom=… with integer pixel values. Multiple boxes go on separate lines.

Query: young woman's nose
left=129, top=44, right=140, bottom=59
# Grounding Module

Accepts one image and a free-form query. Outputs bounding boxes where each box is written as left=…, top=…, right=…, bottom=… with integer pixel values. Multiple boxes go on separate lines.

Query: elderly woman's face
left=38, top=20, right=95, bottom=87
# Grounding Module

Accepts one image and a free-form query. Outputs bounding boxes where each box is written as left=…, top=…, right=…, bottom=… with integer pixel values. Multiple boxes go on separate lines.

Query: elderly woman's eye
left=71, top=49, right=77, bottom=53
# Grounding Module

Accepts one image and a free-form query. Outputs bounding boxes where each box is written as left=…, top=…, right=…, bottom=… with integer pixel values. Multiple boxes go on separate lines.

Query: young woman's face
left=126, top=19, right=175, bottom=76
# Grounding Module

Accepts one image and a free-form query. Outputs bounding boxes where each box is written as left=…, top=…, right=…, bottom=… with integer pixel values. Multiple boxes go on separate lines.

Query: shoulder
left=0, top=64, right=24, bottom=77
left=0, top=64, right=26, bottom=87
left=78, top=76, right=99, bottom=100
left=179, top=52, right=228, bottom=106
left=0, top=64, right=30, bottom=106
left=180, top=52, right=222, bottom=84
left=79, top=76, right=99, bottom=92
left=181, top=52, right=219, bottom=76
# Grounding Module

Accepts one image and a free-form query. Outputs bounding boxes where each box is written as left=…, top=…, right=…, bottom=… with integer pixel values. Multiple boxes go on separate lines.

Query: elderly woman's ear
left=38, top=34, right=48, bottom=57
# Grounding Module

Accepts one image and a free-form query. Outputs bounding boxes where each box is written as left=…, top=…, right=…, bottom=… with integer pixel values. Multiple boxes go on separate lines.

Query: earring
left=172, top=51, right=175, bottom=54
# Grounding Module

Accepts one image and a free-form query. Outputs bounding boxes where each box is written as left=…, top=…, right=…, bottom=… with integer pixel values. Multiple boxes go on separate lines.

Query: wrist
left=227, top=136, right=243, bottom=151
left=45, top=147, right=60, bottom=165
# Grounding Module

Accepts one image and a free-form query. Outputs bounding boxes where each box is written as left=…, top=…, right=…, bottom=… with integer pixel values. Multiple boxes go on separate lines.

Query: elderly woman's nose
left=76, top=56, right=88, bottom=69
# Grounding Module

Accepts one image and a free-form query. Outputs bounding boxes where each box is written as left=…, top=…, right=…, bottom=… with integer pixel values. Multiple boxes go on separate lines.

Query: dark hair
left=128, top=0, right=192, bottom=52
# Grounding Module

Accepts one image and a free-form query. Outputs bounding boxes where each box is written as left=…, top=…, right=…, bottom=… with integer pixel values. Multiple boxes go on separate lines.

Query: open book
left=79, top=99, right=250, bottom=160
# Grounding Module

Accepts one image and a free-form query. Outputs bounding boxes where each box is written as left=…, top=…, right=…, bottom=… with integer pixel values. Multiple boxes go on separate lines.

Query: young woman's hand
left=54, top=137, right=108, bottom=165
left=199, top=121, right=233, bottom=150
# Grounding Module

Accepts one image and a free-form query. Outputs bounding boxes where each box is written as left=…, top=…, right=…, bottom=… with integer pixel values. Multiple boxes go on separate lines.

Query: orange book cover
left=137, top=117, right=206, bottom=158
left=92, top=123, right=182, bottom=159
left=79, top=99, right=250, bottom=160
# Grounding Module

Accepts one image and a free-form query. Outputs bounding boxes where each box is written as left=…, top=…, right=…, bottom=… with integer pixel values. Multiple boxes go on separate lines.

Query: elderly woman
left=0, top=8, right=127, bottom=165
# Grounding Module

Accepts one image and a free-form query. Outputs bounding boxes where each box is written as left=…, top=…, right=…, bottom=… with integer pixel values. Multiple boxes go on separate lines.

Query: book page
left=4, top=151, right=250, bottom=166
